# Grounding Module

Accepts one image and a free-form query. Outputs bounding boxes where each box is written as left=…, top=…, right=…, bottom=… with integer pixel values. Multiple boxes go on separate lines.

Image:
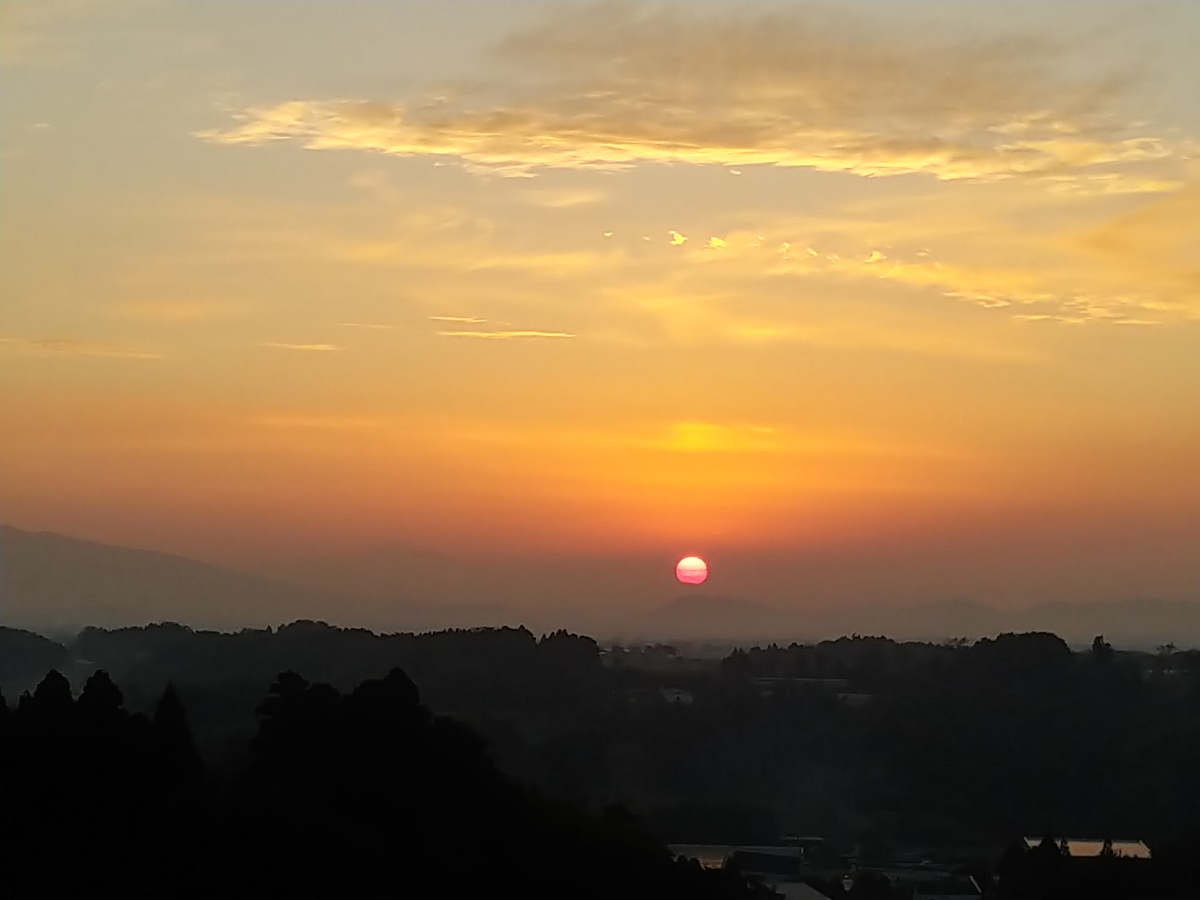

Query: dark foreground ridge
left=2, top=622, right=1199, bottom=898
left=0, top=665, right=765, bottom=899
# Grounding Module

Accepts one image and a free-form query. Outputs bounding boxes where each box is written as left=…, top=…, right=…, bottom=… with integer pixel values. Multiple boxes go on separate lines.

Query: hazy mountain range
left=2, top=526, right=1198, bottom=648
left=0, top=526, right=506, bottom=637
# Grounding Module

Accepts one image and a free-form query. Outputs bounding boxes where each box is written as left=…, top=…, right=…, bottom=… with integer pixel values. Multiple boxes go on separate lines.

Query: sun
left=675, top=556, right=708, bottom=585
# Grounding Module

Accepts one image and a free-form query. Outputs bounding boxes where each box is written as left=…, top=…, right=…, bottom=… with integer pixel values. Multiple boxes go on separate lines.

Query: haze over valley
left=5, top=527, right=1197, bottom=649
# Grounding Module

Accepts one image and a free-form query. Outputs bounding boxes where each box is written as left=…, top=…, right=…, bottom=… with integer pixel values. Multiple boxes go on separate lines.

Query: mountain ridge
left=3, top=526, right=1198, bottom=647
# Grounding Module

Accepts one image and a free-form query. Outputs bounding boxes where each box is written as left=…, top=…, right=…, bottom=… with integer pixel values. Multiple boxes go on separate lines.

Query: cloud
left=663, top=176, right=1200, bottom=322
left=262, top=342, right=342, bottom=351
left=437, top=330, right=576, bottom=339
left=0, top=336, right=163, bottom=359
left=429, top=315, right=486, bottom=323
left=201, top=2, right=1180, bottom=188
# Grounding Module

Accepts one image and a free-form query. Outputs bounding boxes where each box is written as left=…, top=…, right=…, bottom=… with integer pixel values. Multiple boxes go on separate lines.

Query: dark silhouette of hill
left=0, top=625, right=67, bottom=685
left=0, top=621, right=621, bottom=775
left=0, top=665, right=767, bottom=899
left=2, top=619, right=1199, bottom=861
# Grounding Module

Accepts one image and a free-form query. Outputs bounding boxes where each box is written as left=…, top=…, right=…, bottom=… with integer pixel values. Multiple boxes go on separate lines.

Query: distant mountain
left=0, top=527, right=554, bottom=635
left=0, top=526, right=355, bottom=632
left=0, top=625, right=67, bottom=685
left=4, top=526, right=1198, bottom=648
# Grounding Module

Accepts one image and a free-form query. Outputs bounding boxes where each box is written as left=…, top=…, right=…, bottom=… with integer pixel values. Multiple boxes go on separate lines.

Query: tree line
left=3, top=623, right=1198, bottom=859
left=0, top=664, right=767, bottom=899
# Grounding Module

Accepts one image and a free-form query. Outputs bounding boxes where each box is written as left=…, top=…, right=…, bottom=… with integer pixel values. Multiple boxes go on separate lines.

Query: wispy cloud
left=662, top=178, right=1200, bottom=322
left=262, top=342, right=342, bottom=351
left=429, top=315, right=486, bottom=324
left=201, top=2, right=1181, bottom=189
left=0, top=336, right=163, bottom=359
left=437, top=330, right=576, bottom=340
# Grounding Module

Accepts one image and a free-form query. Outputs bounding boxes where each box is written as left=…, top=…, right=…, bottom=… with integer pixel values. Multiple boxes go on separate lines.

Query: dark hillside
left=0, top=665, right=765, bottom=900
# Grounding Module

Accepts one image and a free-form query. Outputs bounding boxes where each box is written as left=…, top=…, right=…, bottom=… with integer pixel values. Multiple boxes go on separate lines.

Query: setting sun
left=1, top=0, right=1198, bottom=627
left=3, top=4, right=1200, bottom=895
left=675, top=556, right=709, bottom=585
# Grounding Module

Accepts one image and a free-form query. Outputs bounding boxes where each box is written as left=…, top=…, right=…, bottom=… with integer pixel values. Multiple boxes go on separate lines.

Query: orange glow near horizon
left=3, top=2, right=1200, bottom=619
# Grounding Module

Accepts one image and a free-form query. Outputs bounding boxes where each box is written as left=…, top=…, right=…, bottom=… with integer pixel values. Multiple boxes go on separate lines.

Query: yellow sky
left=2, top=0, right=1199, bottom=619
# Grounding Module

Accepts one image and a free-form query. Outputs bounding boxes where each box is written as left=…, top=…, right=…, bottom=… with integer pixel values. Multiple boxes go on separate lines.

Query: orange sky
left=3, top=1, right=1199, bottom=623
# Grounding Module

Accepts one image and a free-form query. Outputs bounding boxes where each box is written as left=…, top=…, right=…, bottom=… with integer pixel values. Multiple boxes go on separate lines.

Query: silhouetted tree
left=1091, top=635, right=1115, bottom=664
left=152, top=682, right=203, bottom=786
left=720, top=648, right=753, bottom=679
left=255, top=669, right=311, bottom=728
left=7, top=619, right=1200, bottom=868
left=78, top=670, right=125, bottom=724
left=28, top=669, right=73, bottom=720
left=1, top=663, right=772, bottom=898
